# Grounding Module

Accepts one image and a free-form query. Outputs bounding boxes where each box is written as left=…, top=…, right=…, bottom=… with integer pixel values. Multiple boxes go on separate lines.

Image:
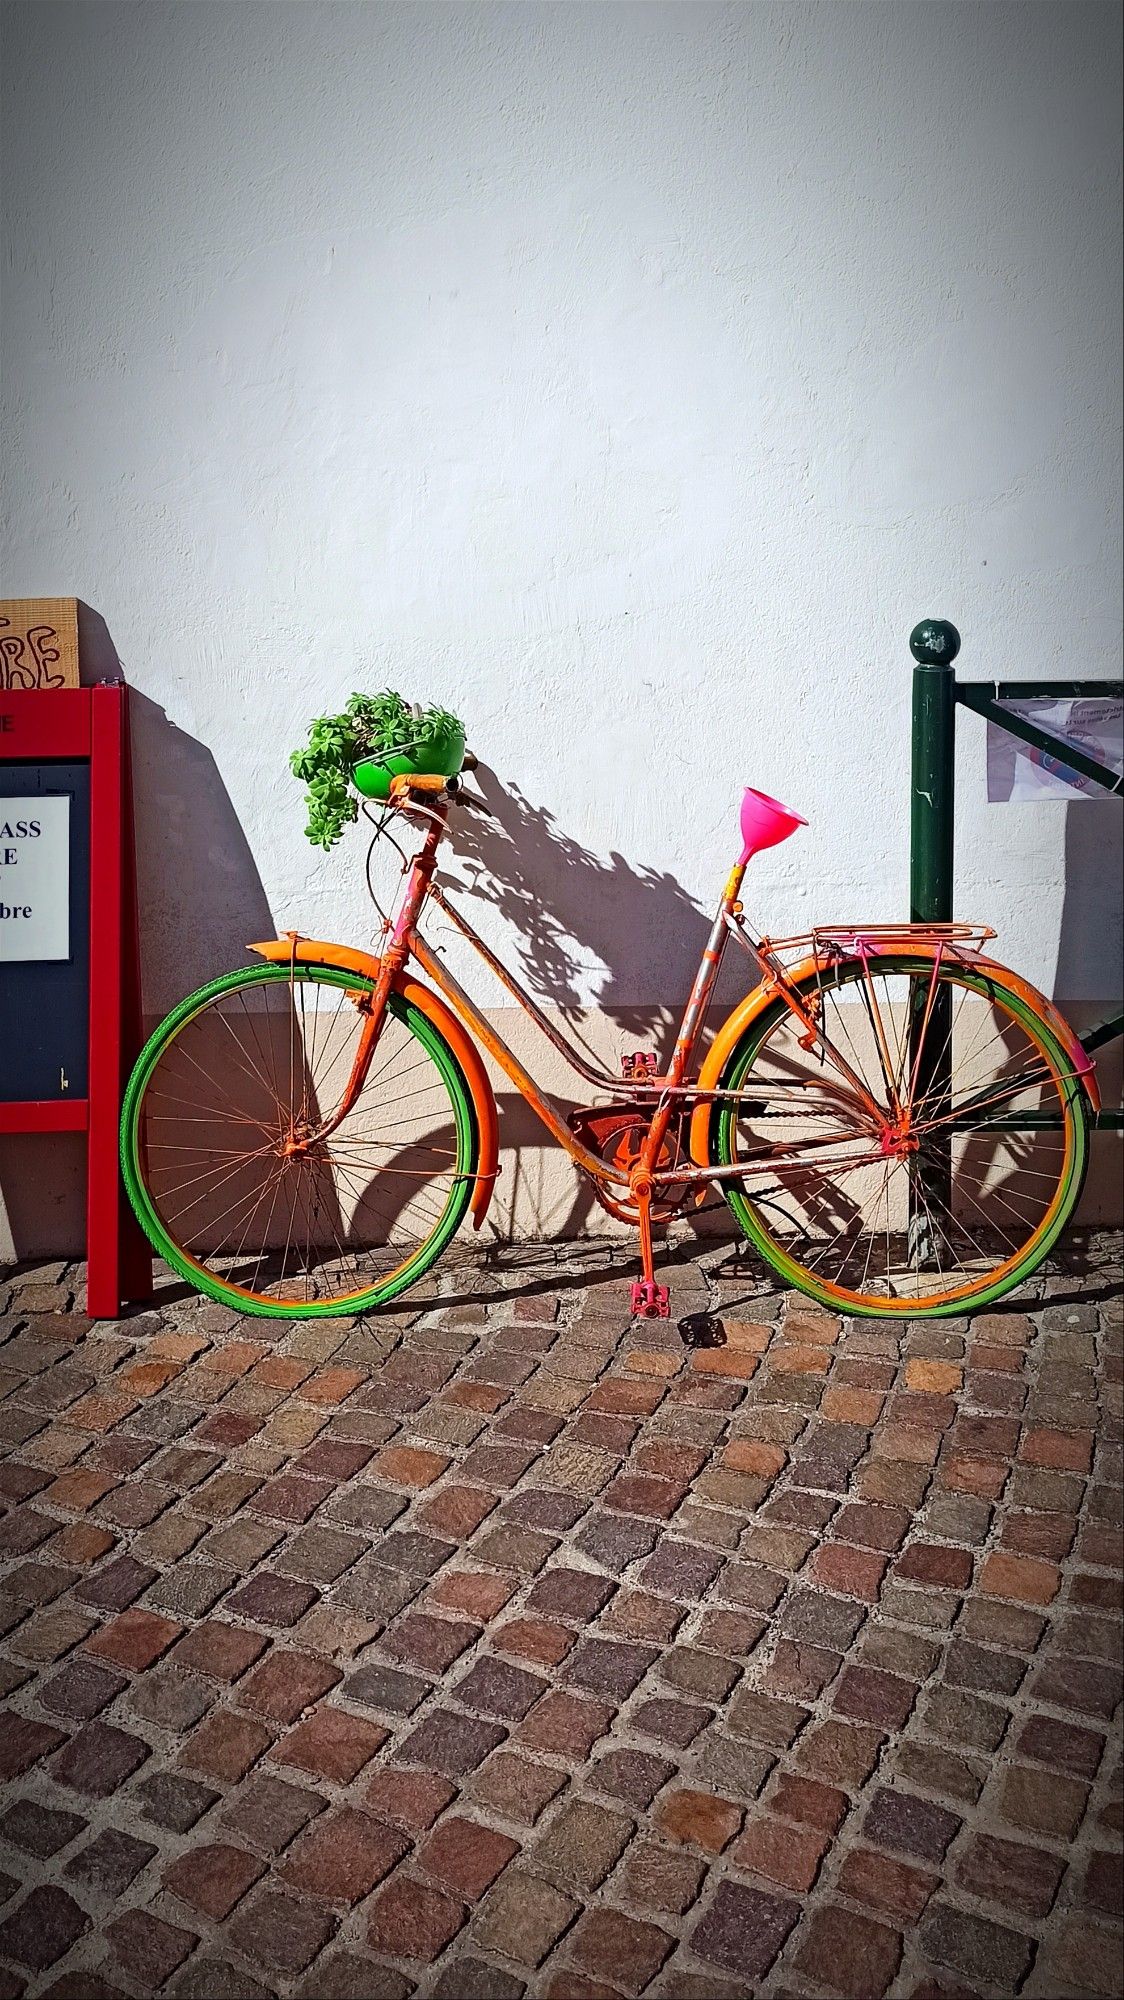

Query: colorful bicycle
left=120, top=756, right=1099, bottom=1320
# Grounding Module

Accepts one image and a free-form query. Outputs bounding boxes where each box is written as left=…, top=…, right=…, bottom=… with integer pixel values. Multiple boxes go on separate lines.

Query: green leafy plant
left=290, top=691, right=464, bottom=849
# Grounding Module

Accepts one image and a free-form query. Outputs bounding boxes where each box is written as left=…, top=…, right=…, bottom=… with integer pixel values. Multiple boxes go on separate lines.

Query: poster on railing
left=987, top=697, right=1123, bottom=801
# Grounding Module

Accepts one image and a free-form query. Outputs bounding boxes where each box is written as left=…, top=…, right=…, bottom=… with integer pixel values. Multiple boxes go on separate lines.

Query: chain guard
left=568, top=1103, right=689, bottom=1224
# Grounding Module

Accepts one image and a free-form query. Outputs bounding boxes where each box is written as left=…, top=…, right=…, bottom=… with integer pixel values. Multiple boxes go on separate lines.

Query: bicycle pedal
left=622, top=1051, right=658, bottom=1081
left=629, top=1279, right=670, bottom=1319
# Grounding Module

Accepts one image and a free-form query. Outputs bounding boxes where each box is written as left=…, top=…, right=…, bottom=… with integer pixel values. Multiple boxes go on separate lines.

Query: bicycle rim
left=121, top=963, right=478, bottom=1316
left=714, top=955, right=1088, bottom=1317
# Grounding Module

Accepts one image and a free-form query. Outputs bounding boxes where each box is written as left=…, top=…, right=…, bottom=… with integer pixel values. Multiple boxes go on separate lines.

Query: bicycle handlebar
left=388, top=772, right=448, bottom=798
left=387, top=762, right=494, bottom=814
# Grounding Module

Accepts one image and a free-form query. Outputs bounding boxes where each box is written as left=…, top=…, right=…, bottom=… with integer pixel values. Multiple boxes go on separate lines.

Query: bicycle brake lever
left=454, top=787, right=496, bottom=816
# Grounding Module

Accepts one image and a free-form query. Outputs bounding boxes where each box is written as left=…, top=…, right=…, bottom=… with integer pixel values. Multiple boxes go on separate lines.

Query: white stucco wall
left=2, top=0, right=1121, bottom=1252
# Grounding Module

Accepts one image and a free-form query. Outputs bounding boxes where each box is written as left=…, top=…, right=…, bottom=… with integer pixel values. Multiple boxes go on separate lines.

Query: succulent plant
left=290, top=692, right=463, bottom=849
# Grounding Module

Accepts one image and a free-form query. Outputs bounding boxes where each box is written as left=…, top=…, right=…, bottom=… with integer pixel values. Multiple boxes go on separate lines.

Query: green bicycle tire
left=120, top=962, right=479, bottom=1318
left=713, top=954, right=1090, bottom=1318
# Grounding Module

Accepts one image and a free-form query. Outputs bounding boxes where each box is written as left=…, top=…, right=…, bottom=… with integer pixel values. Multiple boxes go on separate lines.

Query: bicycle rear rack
left=759, top=922, right=997, bottom=962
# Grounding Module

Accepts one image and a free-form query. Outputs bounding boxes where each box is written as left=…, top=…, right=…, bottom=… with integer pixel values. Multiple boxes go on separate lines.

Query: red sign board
left=0, top=684, right=152, bottom=1316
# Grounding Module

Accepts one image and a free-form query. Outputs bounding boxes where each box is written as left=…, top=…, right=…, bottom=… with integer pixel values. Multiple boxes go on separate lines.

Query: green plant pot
left=353, top=720, right=466, bottom=801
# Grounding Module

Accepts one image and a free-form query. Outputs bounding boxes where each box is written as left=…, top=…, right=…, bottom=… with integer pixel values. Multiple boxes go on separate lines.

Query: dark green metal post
left=909, top=619, right=959, bottom=923
left=908, top=619, right=960, bottom=1258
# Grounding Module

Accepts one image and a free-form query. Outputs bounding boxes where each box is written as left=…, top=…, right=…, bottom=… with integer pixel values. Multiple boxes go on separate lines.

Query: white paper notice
left=0, top=796, right=70, bottom=961
left=987, top=698, right=1124, bottom=803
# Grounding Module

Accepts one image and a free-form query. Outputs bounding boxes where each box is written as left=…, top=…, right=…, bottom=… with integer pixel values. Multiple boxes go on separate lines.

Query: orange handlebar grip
left=389, top=772, right=449, bottom=800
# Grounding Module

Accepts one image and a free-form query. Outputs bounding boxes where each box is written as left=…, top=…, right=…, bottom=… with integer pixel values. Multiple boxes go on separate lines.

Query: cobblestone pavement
left=0, top=1233, right=1121, bottom=2000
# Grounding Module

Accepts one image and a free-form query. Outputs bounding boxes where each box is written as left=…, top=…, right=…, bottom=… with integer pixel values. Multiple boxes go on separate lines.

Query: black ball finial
left=910, top=619, right=961, bottom=666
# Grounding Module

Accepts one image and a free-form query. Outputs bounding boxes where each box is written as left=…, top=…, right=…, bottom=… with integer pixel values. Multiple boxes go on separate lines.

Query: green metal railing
left=909, top=618, right=1123, bottom=1134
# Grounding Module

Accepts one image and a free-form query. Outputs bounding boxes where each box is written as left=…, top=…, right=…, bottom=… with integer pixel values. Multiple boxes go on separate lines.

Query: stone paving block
left=528, top=1797, right=631, bottom=1889
left=836, top=1844, right=937, bottom=1920
left=220, top=1772, right=327, bottom=1854
left=63, top=1825, right=157, bottom=1897
left=124, top=1666, right=215, bottom=1732
left=179, top=1709, right=271, bottom=1783
left=400, top=1707, right=507, bottom=1777
left=134, top=1770, right=220, bottom=1832
left=472, top=1872, right=578, bottom=1966
left=227, top=1887, right=337, bottom=1974
left=50, top=1721, right=150, bottom=1797
left=0, top=1799, right=84, bottom=1858
left=918, top=1899, right=1034, bottom=1988
left=239, top=1647, right=343, bottom=1721
left=0, top=1885, right=90, bottom=1971
left=768, top=1771, right=848, bottom=1832
left=296, top=1952, right=412, bottom=2000
left=620, top=1838, right=707, bottom=1915
left=655, top=1788, right=741, bottom=1855
left=368, top=1874, right=468, bottom=1961
left=469, top=1750, right=568, bottom=1823
left=998, top=1762, right=1090, bottom=1839
left=689, top=1880, right=800, bottom=1977
left=170, top=1957, right=274, bottom=2000
left=344, top=1660, right=430, bottom=1716
left=38, top=1656, right=128, bottom=1720
left=416, top=1814, right=521, bottom=1898
left=793, top=1903, right=903, bottom=1996
left=492, top=1613, right=575, bottom=1665
left=280, top=1807, right=408, bottom=1902
left=106, top=1908, right=199, bottom=1986
left=270, top=1703, right=388, bottom=1782
left=792, top=1716, right=880, bottom=1788
left=163, top=1838, right=265, bottom=1918
left=564, top=1907, right=674, bottom=1994
left=954, top=1830, right=1065, bottom=1917
left=169, top=1619, right=268, bottom=1682
left=517, top=1690, right=614, bottom=1759
left=862, top=1787, right=962, bottom=1862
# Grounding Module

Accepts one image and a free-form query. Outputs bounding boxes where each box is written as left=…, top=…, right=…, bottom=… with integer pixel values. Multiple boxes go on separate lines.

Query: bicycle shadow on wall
left=427, top=775, right=1106, bottom=1289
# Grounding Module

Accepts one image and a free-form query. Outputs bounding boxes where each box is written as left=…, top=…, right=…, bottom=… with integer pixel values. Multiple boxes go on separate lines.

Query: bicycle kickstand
left=629, top=1185, right=670, bottom=1320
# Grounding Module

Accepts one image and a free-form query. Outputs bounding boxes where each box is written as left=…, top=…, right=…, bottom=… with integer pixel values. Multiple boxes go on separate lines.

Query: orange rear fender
left=688, top=946, right=1099, bottom=1169
left=248, top=937, right=500, bottom=1228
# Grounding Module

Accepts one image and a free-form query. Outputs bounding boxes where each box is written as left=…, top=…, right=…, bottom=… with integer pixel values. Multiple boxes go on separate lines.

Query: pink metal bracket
left=630, top=1279, right=671, bottom=1319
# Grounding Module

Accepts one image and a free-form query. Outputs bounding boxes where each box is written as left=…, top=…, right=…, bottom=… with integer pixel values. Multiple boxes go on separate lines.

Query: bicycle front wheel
left=121, top=963, right=479, bottom=1316
left=713, top=954, right=1090, bottom=1316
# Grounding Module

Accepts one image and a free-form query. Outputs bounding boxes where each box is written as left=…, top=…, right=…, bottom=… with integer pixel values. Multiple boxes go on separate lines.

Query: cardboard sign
left=0, top=795, right=71, bottom=961
left=0, top=598, right=80, bottom=690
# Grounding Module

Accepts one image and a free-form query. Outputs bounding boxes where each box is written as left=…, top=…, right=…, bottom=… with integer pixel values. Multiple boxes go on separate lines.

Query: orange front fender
left=688, top=948, right=1100, bottom=1170
left=248, top=937, right=500, bottom=1229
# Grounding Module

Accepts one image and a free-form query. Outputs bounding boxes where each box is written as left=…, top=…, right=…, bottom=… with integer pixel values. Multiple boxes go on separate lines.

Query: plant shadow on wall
left=434, top=767, right=755, bottom=1246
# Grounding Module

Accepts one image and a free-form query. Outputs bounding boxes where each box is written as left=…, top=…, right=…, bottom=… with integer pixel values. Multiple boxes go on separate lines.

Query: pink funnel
left=739, top=787, right=807, bottom=864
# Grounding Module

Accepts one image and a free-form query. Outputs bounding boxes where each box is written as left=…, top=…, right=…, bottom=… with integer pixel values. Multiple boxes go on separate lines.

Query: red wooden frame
left=0, top=684, right=152, bottom=1316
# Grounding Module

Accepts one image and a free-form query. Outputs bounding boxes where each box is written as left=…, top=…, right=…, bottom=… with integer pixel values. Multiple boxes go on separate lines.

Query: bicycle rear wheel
left=713, top=954, right=1089, bottom=1316
left=121, top=963, right=479, bottom=1316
